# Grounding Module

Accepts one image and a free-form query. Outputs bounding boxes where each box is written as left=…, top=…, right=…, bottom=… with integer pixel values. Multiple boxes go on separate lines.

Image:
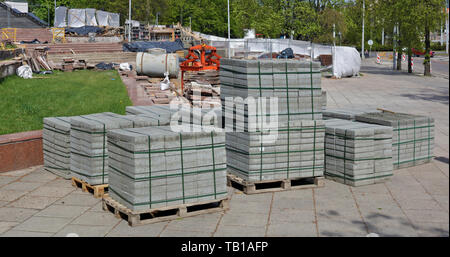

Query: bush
left=431, top=42, right=446, bottom=51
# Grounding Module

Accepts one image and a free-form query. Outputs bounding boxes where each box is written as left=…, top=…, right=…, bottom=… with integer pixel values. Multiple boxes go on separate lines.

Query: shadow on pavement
left=435, top=156, right=449, bottom=164
left=318, top=208, right=449, bottom=237
left=400, top=87, right=449, bottom=105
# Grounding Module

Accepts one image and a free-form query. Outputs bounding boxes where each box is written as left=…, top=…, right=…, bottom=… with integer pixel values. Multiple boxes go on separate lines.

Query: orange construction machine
left=180, top=43, right=221, bottom=91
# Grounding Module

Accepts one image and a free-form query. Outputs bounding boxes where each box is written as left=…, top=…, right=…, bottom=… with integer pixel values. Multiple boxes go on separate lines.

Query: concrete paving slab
left=7, top=195, right=60, bottom=210
left=0, top=230, right=54, bottom=237
left=0, top=176, right=18, bottom=187
left=89, top=202, right=105, bottom=213
left=160, top=229, right=213, bottom=237
left=70, top=211, right=120, bottom=226
left=214, top=225, right=267, bottom=237
left=228, top=200, right=271, bottom=214
left=0, top=201, right=7, bottom=208
left=0, top=190, right=28, bottom=202
left=318, top=219, right=368, bottom=237
left=29, top=186, right=74, bottom=198
left=270, top=209, right=315, bottom=223
left=267, top=221, right=317, bottom=237
left=272, top=197, right=314, bottom=211
left=53, top=224, right=113, bottom=237
left=317, top=209, right=362, bottom=222
left=414, top=222, right=449, bottom=237
left=0, top=207, right=39, bottom=222
left=19, top=171, right=58, bottom=183
left=106, top=220, right=168, bottom=237
left=55, top=192, right=101, bottom=206
left=165, top=213, right=222, bottom=233
left=219, top=212, right=269, bottom=227
left=1, top=182, right=45, bottom=192
left=13, top=216, right=71, bottom=233
left=44, top=179, right=75, bottom=188
left=0, top=221, right=18, bottom=234
left=404, top=209, right=450, bottom=224
left=396, top=198, right=443, bottom=211
left=35, top=205, right=90, bottom=219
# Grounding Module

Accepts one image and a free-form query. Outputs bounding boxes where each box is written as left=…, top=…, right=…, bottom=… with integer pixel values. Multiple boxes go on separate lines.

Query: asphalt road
left=375, top=55, right=449, bottom=79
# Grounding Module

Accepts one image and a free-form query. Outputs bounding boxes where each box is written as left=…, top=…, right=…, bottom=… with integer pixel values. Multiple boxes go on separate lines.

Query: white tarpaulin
left=54, top=6, right=67, bottom=27
left=85, top=8, right=98, bottom=26
left=333, top=46, right=361, bottom=78
left=109, top=13, right=120, bottom=27
left=96, top=10, right=109, bottom=26
left=17, top=65, right=32, bottom=79
left=68, top=9, right=86, bottom=27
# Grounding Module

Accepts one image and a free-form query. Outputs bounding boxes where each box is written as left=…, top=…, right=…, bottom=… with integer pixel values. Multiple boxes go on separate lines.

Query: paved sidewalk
left=0, top=61, right=448, bottom=237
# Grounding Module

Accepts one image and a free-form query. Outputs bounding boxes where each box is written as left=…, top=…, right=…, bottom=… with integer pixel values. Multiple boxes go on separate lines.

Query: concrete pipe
left=136, top=48, right=179, bottom=78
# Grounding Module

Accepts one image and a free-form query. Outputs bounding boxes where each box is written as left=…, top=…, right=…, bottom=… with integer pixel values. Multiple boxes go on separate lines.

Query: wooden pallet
left=102, top=195, right=229, bottom=226
left=71, top=177, right=108, bottom=198
left=227, top=174, right=325, bottom=195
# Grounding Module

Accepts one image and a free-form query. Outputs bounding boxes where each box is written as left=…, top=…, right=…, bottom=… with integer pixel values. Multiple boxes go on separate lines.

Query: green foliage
left=27, top=0, right=448, bottom=49
left=0, top=70, right=132, bottom=135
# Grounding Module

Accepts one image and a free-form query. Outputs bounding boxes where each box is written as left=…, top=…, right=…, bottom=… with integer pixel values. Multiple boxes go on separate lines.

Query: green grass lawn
left=0, top=70, right=132, bottom=135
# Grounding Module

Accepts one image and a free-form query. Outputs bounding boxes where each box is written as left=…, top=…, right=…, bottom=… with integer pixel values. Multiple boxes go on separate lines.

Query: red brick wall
left=0, top=130, right=43, bottom=173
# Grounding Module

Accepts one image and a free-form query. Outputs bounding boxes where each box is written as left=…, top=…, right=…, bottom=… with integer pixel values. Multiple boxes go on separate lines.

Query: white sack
left=85, top=8, right=98, bottom=26
left=68, top=9, right=86, bottom=28
left=333, top=46, right=361, bottom=78
left=96, top=10, right=109, bottom=26
left=17, top=65, right=32, bottom=79
left=54, top=6, right=68, bottom=27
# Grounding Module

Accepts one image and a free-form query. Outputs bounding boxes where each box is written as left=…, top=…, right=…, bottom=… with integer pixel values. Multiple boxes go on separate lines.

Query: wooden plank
left=71, top=177, right=108, bottom=198
left=227, top=173, right=324, bottom=195
left=102, top=195, right=229, bottom=226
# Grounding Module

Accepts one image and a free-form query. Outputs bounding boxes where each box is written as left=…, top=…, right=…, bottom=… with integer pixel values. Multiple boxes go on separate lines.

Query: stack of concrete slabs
left=69, top=112, right=170, bottom=185
left=355, top=112, right=435, bottom=169
left=323, top=107, right=381, bottom=120
left=43, top=116, right=74, bottom=179
left=226, top=120, right=325, bottom=182
left=107, top=126, right=227, bottom=211
left=324, top=119, right=393, bottom=186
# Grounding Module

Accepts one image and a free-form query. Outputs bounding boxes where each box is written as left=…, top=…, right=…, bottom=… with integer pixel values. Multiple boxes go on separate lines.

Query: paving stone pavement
left=0, top=61, right=447, bottom=237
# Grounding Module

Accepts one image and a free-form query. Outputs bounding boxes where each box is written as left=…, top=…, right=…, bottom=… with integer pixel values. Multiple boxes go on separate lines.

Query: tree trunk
left=424, top=22, right=431, bottom=76
left=397, top=51, right=402, bottom=70
left=408, top=48, right=412, bottom=73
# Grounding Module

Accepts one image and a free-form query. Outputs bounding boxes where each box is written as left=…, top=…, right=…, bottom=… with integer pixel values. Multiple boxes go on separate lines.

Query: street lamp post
left=129, top=0, right=132, bottom=42
left=362, top=0, right=365, bottom=59
left=227, top=0, right=231, bottom=58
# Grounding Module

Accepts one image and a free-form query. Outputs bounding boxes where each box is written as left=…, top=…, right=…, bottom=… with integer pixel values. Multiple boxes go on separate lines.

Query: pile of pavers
left=69, top=112, right=169, bottom=185
left=324, top=119, right=393, bottom=186
left=127, top=105, right=223, bottom=128
left=43, top=117, right=73, bottom=179
left=323, top=107, right=381, bottom=120
left=220, top=59, right=325, bottom=182
left=107, top=127, right=227, bottom=211
left=355, top=112, right=435, bottom=169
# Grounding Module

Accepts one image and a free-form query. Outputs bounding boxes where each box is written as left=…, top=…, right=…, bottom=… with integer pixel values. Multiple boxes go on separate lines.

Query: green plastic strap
left=70, top=168, right=106, bottom=178
left=107, top=139, right=225, bottom=155
left=343, top=130, right=347, bottom=184
left=310, top=61, right=315, bottom=120
left=258, top=61, right=263, bottom=181
left=71, top=127, right=106, bottom=135
left=101, top=124, right=106, bottom=184
left=220, top=66, right=320, bottom=75
left=226, top=146, right=324, bottom=156
left=395, top=155, right=434, bottom=165
left=43, top=126, right=70, bottom=135
left=313, top=121, right=317, bottom=176
left=148, top=135, right=152, bottom=208
left=394, top=124, right=434, bottom=131
left=324, top=171, right=393, bottom=182
left=427, top=118, right=431, bottom=160
left=108, top=187, right=227, bottom=207
left=45, top=165, right=69, bottom=171
left=393, top=137, right=435, bottom=145
left=43, top=148, right=70, bottom=159
left=413, top=120, right=416, bottom=164
left=325, top=133, right=392, bottom=141
left=285, top=62, right=290, bottom=178
left=325, top=153, right=392, bottom=162
left=228, top=164, right=324, bottom=175
left=109, top=164, right=226, bottom=181
left=221, top=82, right=322, bottom=90
left=211, top=132, right=217, bottom=199
left=179, top=134, right=186, bottom=204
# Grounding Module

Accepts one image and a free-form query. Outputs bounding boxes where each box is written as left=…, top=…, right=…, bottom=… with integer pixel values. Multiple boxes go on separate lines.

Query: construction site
left=0, top=0, right=448, bottom=241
